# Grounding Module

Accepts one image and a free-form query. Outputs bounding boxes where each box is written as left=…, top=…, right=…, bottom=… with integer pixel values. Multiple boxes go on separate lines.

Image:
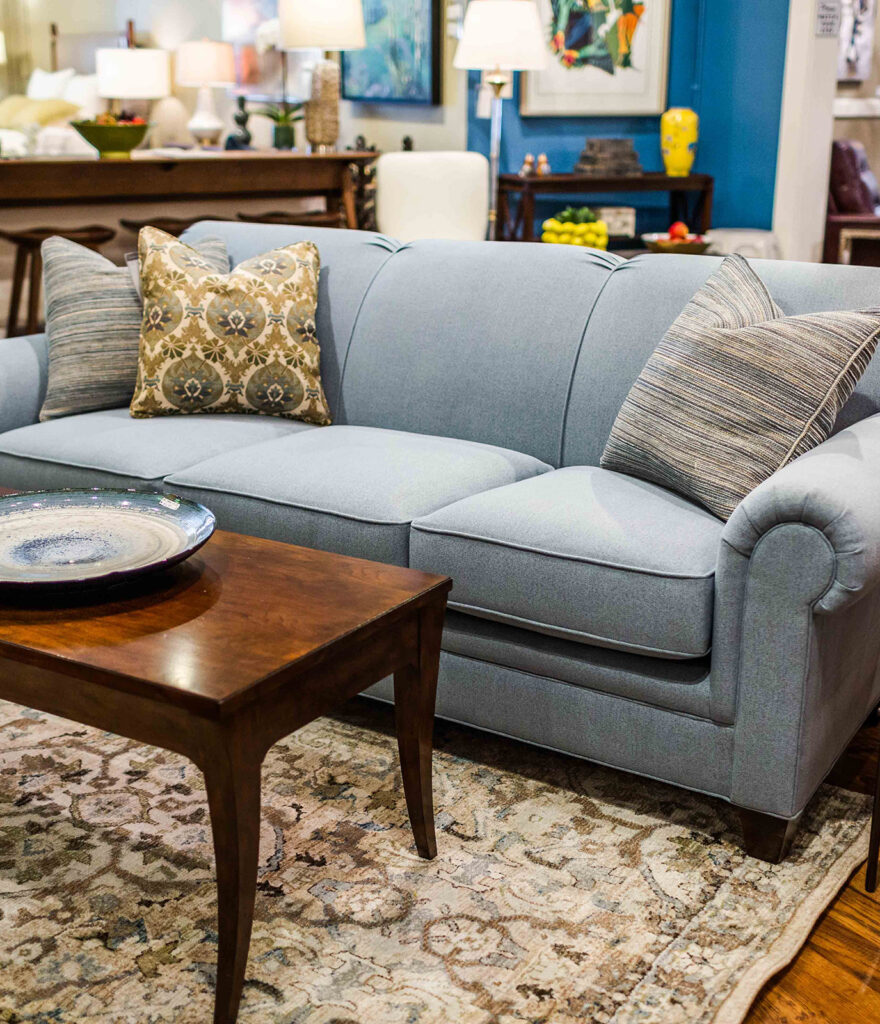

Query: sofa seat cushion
left=410, top=466, right=723, bottom=659
left=166, top=425, right=551, bottom=566
left=0, top=408, right=311, bottom=491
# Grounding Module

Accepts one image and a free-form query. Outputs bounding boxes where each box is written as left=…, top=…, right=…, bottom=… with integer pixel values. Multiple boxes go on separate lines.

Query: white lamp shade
left=454, top=0, right=547, bottom=71
left=96, top=48, right=171, bottom=100
left=279, top=0, right=366, bottom=50
left=176, top=40, right=236, bottom=87
left=0, top=32, right=7, bottom=67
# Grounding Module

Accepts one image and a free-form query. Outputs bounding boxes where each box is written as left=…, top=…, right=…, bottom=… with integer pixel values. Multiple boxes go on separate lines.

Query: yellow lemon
left=541, top=231, right=559, bottom=243
left=558, top=232, right=572, bottom=244
left=543, top=218, right=562, bottom=232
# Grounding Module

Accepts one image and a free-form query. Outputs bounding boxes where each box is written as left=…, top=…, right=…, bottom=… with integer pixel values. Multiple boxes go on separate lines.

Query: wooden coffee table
left=0, top=528, right=450, bottom=1023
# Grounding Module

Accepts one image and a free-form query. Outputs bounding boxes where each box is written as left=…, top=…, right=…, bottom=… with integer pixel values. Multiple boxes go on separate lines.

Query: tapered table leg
left=203, top=728, right=263, bottom=1024
left=866, top=745, right=880, bottom=893
left=394, top=600, right=444, bottom=860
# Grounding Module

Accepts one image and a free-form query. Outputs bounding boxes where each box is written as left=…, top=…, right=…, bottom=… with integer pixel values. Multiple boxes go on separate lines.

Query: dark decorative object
left=342, top=0, right=442, bottom=105
left=403, top=135, right=414, bottom=151
left=347, top=134, right=379, bottom=230
left=0, top=489, right=215, bottom=591
left=225, top=95, right=253, bottom=149
left=575, top=138, right=643, bottom=176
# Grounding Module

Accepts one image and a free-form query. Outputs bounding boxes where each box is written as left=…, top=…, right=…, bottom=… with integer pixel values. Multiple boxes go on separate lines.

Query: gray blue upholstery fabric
left=0, top=408, right=310, bottom=490
left=0, top=333, right=48, bottom=435
left=182, top=223, right=398, bottom=420
left=367, top=649, right=734, bottom=799
left=339, top=240, right=621, bottom=466
left=40, top=235, right=229, bottom=422
left=166, top=425, right=551, bottom=565
left=600, top=255, right=880, bottom=520
left=562, top=253, right=880, bottom=467
left=439, top=611, right=713, bottom=719
left=411, top=466, right=722, bottom=659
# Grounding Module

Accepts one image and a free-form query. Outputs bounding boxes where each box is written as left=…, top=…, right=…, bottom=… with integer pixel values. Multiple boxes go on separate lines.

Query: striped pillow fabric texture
left=600, top=254, right=880, bottom=520
left=39, top=235, right=229, bottom=422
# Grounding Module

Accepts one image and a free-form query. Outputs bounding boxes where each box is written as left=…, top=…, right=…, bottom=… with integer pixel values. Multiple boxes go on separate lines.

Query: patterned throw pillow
left=40, top=235, right=229, bottom=422
left=600, top=254, right=880, bottom=520
left=130, top=227, right=331, bottom=424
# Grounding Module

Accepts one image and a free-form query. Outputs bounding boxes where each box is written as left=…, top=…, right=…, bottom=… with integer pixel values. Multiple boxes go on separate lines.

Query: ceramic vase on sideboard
left=660, top=107, right=699, bottom=177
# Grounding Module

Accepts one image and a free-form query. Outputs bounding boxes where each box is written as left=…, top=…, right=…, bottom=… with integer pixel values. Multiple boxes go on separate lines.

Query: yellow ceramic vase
left=660, top=107, right=699, bottom=177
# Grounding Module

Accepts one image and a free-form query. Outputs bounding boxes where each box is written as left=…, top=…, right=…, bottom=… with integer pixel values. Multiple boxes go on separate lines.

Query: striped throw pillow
left=600, top=254, right=880, bottom=520
left=39, top=235, right=229, bottom=422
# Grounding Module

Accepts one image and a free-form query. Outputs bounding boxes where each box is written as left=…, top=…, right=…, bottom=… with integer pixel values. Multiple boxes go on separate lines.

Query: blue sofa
left=3, top=222, right=880, bottom=861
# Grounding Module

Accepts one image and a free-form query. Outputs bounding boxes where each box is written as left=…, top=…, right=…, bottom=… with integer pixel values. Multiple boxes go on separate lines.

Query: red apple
left=668, top=221, right=690, bottom=240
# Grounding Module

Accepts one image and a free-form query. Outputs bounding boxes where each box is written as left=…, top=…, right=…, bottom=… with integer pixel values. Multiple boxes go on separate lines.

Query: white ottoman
left=705, top=228, right=781, bottom=260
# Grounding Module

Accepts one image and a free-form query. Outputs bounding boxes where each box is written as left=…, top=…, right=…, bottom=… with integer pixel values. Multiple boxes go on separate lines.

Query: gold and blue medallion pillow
left=129, top=227, right=331, bottom=424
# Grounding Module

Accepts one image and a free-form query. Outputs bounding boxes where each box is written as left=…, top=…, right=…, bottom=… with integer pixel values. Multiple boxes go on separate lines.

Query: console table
left=0, top=151, right=378, bottom=230
left=497, top=172, right=715, bottom=242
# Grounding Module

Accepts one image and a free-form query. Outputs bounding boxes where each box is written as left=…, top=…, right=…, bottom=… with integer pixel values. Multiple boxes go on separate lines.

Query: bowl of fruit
left=642, top=222, right=709, bottom=255
left=71, top=112, right=150, bottom=160
left=541, top=206, right=609, bottom=250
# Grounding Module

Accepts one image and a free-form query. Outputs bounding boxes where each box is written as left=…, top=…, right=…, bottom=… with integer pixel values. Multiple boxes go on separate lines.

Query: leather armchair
left=824, top=139, right=880, bottom=263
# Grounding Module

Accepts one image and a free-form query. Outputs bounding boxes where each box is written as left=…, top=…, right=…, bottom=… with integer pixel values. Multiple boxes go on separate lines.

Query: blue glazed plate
left=0, top=489, right=215, bottom=591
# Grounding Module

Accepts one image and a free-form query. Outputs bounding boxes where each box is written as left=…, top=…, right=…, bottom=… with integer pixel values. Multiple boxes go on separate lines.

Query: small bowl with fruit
left=642, top=222, right=709, bottom=255
left=71, top=112, right=151, bottom=160
left=541, top=206, right=609, bottom=250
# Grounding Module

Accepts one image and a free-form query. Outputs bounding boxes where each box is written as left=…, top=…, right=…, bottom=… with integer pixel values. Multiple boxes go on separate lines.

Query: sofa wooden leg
left=737, top=808, right=802, bottom=863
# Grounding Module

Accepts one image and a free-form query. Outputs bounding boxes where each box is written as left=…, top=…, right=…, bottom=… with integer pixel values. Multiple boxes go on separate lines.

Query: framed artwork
left=341, top=0, right=441, bottom=105
left=521, top=0, right=671, bottom=117
left=839, top=0, right=877, bottom=82
left=221, top=0, right=318, bottom=102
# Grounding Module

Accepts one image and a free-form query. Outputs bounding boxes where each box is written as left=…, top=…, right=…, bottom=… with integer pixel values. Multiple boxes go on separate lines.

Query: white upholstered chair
left=375, top=151, right=490, bottom=241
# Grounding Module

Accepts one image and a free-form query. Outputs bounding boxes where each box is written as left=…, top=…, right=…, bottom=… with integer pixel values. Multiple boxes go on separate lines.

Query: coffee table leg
left=394, top=600, right=444, bottom=860
left=202, top=730, right=263, bottom=1024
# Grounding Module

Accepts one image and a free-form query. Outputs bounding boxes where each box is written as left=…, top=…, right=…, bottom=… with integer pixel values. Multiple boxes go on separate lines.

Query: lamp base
left=187, top=86, right=224, bottom=147
left=306, top=59, right=340, bottom=152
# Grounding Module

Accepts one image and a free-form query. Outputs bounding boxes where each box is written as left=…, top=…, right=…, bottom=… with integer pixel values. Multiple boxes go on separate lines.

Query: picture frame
left=521, top=0, right=671, bottom=117
left=341, top=0, right=442, bottom=106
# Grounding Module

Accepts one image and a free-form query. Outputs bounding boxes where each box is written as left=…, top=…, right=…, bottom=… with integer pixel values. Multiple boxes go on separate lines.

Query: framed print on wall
left=521, top=0, right=671, bottom=116
left=341, top=0, right=442, bottom=105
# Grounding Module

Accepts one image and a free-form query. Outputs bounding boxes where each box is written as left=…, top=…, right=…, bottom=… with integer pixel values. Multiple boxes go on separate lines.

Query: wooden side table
left=497, top=172, right=714, bottom=243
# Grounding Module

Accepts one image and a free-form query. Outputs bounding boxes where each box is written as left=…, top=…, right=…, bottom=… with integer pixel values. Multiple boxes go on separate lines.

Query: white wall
left=772, top=0, right=840, bottom=262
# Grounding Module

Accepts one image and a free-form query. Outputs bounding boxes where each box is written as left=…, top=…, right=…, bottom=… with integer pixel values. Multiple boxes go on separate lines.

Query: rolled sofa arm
left=722, top=411, right=880, bottom=615
left=0, top=333, right=49, bottom=435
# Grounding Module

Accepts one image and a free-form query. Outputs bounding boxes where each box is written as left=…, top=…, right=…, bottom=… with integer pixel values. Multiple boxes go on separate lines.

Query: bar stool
left=120, top=215, right=233, bottom=239
left=236, top=210, right=343, bottom=228
left=0, top=225, right=116, bottom=338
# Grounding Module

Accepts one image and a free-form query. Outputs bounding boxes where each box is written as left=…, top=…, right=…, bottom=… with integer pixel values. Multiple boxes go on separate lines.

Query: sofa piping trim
left=449, top=599, right=711, bottom=661
left=411, top=521, right=717, bottom=580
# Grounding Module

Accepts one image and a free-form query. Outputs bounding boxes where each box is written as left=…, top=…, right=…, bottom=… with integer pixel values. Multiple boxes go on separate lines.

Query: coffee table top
left=0, top=530, right=450, bottom=715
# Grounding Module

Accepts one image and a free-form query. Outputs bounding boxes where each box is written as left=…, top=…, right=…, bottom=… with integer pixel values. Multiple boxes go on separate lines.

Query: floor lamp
left=454, top=0, right=547, bottom=240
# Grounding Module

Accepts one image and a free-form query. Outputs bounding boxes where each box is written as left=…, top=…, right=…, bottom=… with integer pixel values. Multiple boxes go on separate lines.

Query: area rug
left=0, top=698, right=870, bottom=1024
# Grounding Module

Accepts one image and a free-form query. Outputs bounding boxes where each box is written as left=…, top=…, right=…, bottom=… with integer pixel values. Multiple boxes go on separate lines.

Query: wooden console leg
left=738, top=808, right=802, bottom=863
left=866, top=749, right=880, bottom=893
left=202, top=726, right=263, bottom=1024
left=393, top=600, right=444, bottom=860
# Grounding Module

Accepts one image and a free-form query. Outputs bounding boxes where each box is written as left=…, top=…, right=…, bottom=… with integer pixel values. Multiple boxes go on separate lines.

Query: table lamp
left=454, top=0, right=547, bottom=239
left=176, top=40, right=236, bottom=146
left=96, top=48, right=171, bottom=112
left=279, top=0, right=366, bottom=152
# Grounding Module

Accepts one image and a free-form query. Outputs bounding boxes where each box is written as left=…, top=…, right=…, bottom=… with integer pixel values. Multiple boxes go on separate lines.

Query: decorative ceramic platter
left=0, top=489, right=215, bottom=591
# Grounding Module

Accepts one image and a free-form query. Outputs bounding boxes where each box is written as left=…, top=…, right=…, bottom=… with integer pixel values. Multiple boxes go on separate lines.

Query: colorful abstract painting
left=341, top=0, right=441, bottom=105
left=522, top=0, right=671, bottom=116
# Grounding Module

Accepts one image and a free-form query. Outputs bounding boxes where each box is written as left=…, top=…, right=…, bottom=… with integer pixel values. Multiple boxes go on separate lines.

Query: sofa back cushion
left=562, top=253, right=880, bottom=467
left=340, top=240, right=617, bottom=467
left=181, top=222, right=397, bottom=421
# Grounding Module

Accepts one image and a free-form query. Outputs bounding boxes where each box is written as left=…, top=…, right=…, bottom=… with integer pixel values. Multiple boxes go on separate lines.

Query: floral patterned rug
left=0, top=697, right=870, bottom=1024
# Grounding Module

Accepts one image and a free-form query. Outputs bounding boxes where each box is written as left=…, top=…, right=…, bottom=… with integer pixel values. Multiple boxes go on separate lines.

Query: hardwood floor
left=746, top=715, right=880, bottom=1023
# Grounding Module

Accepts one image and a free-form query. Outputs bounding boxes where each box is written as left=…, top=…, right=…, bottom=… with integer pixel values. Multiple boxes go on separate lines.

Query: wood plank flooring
left=746, top=715, right=879, bottom=1023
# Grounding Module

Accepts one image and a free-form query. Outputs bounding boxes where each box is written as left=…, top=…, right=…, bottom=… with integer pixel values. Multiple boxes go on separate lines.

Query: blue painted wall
left=466, top=0, right=790, bottom=233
